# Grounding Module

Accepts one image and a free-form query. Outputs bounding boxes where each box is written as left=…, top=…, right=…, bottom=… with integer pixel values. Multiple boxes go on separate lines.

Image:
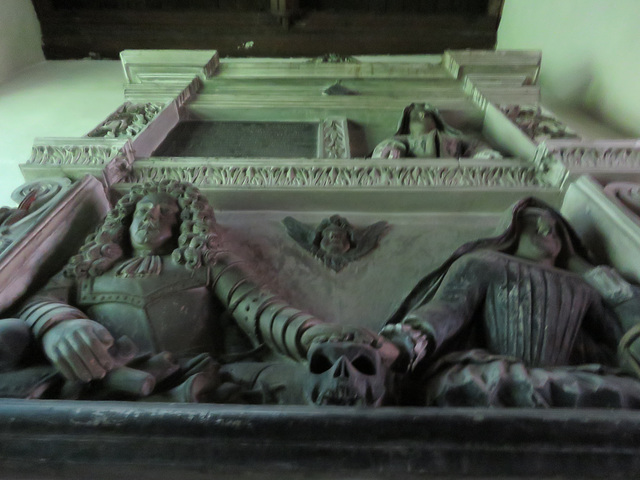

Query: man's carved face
left=129, top=193, right=180, bottom=255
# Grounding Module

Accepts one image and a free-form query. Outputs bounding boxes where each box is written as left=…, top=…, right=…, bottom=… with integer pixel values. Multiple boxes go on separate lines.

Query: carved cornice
left=551, top=146, right=640, bottom=169
left=126, top=159, right=546, bottom=188
left=86, top=102, right=163, bottom=139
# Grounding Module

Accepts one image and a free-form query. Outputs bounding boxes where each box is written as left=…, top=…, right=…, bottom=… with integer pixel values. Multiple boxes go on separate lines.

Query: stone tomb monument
left=3, top=50, right=640, bottom=477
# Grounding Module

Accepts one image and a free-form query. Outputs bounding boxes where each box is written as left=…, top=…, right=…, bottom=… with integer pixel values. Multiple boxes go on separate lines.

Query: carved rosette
left=86, top=102, right=163, bottom=139
left=319, top=118, right=350, bottom=159
left=127, top=162, right=546, bottom=188
left=551, top=147, right=640, bottom=169
left=501, top=105, right=579, bottom=142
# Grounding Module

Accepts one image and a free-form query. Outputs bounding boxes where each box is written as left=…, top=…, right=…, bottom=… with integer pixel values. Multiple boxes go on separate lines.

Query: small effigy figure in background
left=372, top=103, right=502, bottom=160
left=382, top=197, right=640, bottom=408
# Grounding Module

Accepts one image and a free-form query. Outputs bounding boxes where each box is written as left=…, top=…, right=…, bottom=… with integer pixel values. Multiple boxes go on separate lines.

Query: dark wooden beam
left=33, top=3, right=499, bottom=59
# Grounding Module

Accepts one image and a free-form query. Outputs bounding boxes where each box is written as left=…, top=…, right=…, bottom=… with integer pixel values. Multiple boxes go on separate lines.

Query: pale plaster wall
left=0, top=61, right=124, bottom=206
left=0, top=0, right=44, bottom=85
left=497, top=0, right=640, bottom=137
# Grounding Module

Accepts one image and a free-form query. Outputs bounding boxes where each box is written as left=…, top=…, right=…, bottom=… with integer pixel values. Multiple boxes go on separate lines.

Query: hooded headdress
left=394, top=103, right=463, bottom=137
left=387, top=197, right=593, bottom=325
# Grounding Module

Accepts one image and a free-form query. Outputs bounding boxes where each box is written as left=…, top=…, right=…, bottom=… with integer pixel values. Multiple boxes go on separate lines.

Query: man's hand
left=41, top=319, right=117, bottom=382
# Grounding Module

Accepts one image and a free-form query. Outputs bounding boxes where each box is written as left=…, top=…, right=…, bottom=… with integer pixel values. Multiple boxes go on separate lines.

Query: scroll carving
left=0, top=179, right=72, bottom=259
left=86, top=102, right=163, bottom=139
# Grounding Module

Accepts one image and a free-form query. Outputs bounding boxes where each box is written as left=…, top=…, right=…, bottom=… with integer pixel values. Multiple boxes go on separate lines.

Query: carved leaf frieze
left=86, top=102, right=163, bottom=139
left=127, top=163, right=545, bottom=188
left=28, top=145, right=125, bottom=166
left=552, top=147, right=640, bottom=169
left=321, top=119, right=349, bottom=159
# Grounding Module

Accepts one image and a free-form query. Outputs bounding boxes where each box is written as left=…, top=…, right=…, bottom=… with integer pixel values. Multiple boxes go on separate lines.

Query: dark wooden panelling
left=32, top=0, right=502, bottom=59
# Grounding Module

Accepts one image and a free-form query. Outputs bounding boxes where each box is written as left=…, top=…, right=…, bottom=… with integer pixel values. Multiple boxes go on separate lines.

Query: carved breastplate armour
left=76, top=260, right=222, bottom=358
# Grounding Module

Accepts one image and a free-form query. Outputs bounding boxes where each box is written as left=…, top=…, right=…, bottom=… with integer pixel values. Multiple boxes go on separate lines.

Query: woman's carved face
left=129, top=193, right=180, bottom=255
left=515, top=209, right=563, bottom=266
left=408, top=105, right=437, bottom=135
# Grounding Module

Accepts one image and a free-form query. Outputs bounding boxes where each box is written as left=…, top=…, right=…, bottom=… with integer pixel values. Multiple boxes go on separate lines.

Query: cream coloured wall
left=0, top=61, right=124, bottom=206
left=497, top=0, right=640, bottom=137
left=0, top=0, right=44, bottom=85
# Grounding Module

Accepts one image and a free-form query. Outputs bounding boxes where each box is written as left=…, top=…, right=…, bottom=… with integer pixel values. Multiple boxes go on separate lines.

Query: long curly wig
left=64, top=180, right=217, bottom=279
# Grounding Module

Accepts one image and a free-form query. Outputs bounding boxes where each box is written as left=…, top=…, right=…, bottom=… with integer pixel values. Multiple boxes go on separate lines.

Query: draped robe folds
left=402, top=250, right=640, bottom=407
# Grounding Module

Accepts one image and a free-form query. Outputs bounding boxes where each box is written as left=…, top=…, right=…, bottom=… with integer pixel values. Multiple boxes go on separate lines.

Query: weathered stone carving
left=501, top=105, right=579, bottom=141
left=128, top=162, right=545, bottom=188
left=372, top=103, right=503, bottom=159
left=551, top=146, right=640, bottom=169
left=28, top=144, right=126, bottom=166
left=382, top=198, right=640, bottom=407
left=5, top=181, right=399, bottom=404
left=283, top=215, right=388, bottom=272
left=86, top=102, right=163, bottom=138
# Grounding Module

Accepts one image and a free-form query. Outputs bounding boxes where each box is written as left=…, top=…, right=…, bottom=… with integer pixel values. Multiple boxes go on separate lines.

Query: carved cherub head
left=283, top=215, right=388, bottom=272
left=315, top=215, right=355, bottom=256
left=64, top=181, right=217, bottom=278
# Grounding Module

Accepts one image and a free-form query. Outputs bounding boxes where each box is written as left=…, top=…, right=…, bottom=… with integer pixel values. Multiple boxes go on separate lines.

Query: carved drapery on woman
left=383, top=198, right=640, bottom=407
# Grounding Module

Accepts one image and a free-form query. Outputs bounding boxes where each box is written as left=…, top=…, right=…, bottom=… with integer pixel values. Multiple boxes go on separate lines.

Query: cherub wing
left=346, top=221, right=389, bottom=260
left=282, top=216, right=316, bottom=253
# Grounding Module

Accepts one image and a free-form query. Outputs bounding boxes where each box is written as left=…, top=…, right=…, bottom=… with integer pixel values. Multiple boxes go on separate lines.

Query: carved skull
left=304, top=341, right=388, bottom=407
